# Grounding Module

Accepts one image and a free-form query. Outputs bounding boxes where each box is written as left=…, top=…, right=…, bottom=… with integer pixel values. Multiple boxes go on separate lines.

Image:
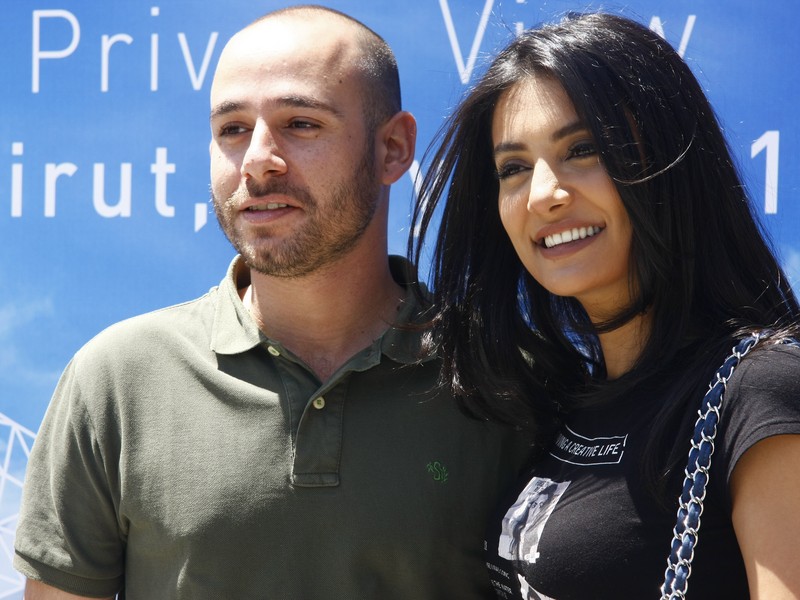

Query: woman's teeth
left=543, top=226, right=601, bottom=249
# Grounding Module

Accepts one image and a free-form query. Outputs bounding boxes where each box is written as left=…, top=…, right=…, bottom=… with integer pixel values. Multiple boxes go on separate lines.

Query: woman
left=411, top=12, right=800, bottom=599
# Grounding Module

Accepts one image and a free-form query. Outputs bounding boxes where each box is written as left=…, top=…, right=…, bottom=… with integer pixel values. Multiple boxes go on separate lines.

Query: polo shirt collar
left=210, top=255, right=437, bottom=365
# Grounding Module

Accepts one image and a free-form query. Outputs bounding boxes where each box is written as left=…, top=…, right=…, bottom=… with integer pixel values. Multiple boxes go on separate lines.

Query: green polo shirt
left=15, top=256, right=532, bottom=599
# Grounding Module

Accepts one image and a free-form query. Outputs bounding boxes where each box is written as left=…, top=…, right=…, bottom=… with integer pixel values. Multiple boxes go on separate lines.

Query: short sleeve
left=714, top=343, right=800, bottom=509
left=13, top=356, right=125, bottom=597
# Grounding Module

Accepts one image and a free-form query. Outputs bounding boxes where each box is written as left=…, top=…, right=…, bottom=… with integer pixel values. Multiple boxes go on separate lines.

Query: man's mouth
left=246, top=202, right=289, bottom=211
left=542, top=226, right=602, bottom=249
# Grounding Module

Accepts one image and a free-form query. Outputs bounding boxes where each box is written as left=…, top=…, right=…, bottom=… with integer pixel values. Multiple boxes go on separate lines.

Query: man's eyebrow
left=278, top=95, right=344, bottom=118
left=210, top=96, right=344, bottom=122
left=210, top=100, right=245, bottom=122
left=493, top=120, right=588, bottom=156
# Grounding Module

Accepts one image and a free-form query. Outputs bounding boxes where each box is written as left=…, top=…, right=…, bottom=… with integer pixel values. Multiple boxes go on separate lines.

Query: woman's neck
left=597, top=312, right=651, bottom=379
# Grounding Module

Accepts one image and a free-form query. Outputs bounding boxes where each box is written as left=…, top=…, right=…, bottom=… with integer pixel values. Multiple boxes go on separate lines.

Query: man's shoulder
left=74, top=287, right=220, bottom=367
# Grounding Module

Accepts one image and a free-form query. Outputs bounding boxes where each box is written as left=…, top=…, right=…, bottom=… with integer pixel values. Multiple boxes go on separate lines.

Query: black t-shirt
left=486, top=343, right=800, bottom=599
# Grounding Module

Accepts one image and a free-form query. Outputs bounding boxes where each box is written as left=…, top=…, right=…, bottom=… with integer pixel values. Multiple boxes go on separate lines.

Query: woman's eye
left=496, top=163, right=528, bottom=181
left=568, top=141, right=597, bottom=159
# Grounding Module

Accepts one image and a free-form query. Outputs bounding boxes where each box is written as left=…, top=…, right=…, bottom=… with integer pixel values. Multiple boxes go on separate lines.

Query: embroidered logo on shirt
left=426, top=461, right=449, bottom=483
left=550, top=425, right=627, bottom=466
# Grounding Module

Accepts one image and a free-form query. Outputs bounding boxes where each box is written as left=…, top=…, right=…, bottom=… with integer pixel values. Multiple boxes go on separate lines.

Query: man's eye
left=218, top=124, right=248, bottom=136
left=288, top=120, right=319, bottom=130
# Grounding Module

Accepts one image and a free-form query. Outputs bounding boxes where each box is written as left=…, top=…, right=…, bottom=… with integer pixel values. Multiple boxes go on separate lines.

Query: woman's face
left=492, top=75, right=634, bottom=321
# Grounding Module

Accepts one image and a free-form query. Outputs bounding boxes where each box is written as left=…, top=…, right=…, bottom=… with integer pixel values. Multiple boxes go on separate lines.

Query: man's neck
left=243, top=254, right=405, bottom=382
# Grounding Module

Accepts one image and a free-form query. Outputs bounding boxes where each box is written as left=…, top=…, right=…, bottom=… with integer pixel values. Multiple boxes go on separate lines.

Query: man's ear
left=376, top=111, right=417, bottom=185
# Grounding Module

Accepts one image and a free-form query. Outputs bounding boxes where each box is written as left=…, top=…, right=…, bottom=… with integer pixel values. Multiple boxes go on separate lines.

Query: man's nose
left=241, top=122, right=288, bottom=180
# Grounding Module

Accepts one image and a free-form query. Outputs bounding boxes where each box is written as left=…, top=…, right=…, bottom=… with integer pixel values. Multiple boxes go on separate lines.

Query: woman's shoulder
left=717, top=336, right=800, bottom=485
left=731, top=336, right=800, bottom=389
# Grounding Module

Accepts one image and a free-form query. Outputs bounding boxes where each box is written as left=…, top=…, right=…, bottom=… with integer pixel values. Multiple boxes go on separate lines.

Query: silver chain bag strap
left=659, top=333, right=764, bottom=599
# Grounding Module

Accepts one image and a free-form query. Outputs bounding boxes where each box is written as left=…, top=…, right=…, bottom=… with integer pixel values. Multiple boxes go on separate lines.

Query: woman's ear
left=376, top=111, right=417, bottom=185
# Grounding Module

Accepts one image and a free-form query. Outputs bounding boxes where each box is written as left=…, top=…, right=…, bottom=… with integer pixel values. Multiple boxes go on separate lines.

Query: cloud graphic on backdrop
left=0, top=413, right=35, bottom=599
left=0, top=299, right=60, bottom=388
left=0, top=299, right=54, bottom=339
left=0, top=299, right=45, bottom=597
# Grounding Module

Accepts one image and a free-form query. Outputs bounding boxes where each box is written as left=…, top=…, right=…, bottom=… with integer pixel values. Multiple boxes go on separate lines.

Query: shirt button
left=312, top=397, right=326, bottom=410
left=267, top=345, right=280, bottom=357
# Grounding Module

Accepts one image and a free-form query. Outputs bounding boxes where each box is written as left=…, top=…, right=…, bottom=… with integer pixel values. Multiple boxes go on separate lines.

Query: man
left=14, top=6, right=530, bottom=599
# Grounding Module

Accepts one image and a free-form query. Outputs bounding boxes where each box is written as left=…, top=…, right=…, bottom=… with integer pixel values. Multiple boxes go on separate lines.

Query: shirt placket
left=266, top=342, right=353, bottom=488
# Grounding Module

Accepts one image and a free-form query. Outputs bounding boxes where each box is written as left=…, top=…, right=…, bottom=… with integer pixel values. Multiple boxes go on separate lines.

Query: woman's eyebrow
left=493, top=121, right=588, bottom=156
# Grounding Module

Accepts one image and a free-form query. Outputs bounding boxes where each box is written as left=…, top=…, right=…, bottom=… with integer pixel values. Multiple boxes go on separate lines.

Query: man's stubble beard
left=212, top=139, right=380, bottom=278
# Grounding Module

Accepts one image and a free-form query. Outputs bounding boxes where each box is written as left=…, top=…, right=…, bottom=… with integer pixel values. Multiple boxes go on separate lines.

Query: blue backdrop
left=0, top=1, right=797, bottom=595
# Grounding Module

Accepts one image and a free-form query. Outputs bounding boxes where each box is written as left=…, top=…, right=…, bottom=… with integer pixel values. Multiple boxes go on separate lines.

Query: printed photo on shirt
left=519, top=576, right=557, bottom=600
left=498, top=477, right=570, bottom=565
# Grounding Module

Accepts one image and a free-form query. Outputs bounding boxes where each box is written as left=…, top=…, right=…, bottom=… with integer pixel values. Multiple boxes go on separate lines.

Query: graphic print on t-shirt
left=550, top=424, right=627, bottom=466
left=518, top=576, right=556, bottom=600
left=498, top=477, right=570, bottom=566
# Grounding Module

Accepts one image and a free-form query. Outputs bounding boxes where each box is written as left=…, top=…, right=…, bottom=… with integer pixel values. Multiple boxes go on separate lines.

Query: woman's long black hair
left=410, top=13, right=800, bottom=477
